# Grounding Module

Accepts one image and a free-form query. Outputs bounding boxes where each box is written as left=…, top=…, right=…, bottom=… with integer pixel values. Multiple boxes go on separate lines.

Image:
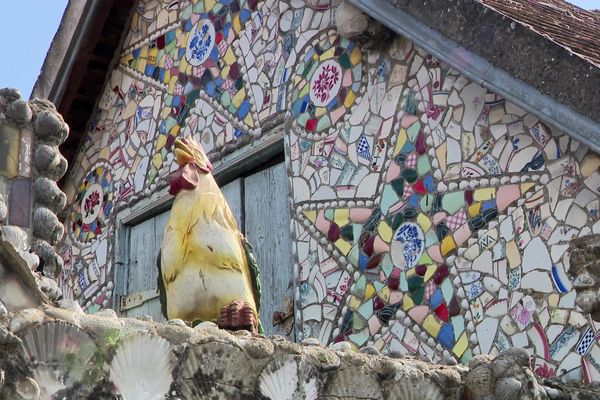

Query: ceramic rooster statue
left=157, top=137, right=262, bottom=334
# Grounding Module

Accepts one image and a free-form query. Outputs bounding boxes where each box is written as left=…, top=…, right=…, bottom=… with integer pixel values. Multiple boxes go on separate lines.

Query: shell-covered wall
left=58, top=0, right=600, bottom=383
left=0, top=88, right=68, bottom=310
left=4, top=306, right=600, bottom=400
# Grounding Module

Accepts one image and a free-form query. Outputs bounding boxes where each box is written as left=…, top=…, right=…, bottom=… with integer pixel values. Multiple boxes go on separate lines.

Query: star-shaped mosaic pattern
left=290, top=52, right=549, bottom=362
left=298, top=110, right=539, bottom=361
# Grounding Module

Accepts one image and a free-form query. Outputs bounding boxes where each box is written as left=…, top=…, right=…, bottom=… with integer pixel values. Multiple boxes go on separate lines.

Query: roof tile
left=479, top=0, right=600, bottom=67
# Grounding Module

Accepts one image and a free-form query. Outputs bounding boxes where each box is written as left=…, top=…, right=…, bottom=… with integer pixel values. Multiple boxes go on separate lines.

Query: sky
left=0, top=1, right=68, bottom=99
left=0, top=0, right=596, bottom=100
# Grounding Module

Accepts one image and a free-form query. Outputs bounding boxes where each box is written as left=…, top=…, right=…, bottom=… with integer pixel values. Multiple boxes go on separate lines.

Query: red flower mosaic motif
left=312, top=64, right=340, bottom=104
left=84, top=190, right=101, bottom=218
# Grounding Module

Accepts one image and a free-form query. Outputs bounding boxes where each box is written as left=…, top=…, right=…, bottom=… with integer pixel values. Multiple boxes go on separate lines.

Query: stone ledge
left=1, top=306, right=599, bottom=399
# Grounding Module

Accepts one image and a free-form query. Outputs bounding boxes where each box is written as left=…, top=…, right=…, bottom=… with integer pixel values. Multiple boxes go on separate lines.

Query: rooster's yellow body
left=158, top=138, right=261, bottom=330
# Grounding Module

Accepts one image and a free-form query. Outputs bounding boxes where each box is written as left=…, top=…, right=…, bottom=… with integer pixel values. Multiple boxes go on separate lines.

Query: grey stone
left=570, top=235, right=600, bottom=321
left=387, top=350, right=404, bottom=358
left=301, top=337, right=322, bottom=346
left=43, top=305, right=79, bottom=324
left=95, top=309, right=118, bottom=319
left=0, top=225, right=29, bottom=252
left=168, top=318, right=187, bottom=326
left=194, top=321, right=217, bottom=330
left=359, top=345, right=380, bottom=355
left=468, top=354, right=493, bottom=370
left=336, top=1, right=369, bottom=38
left=32, top=238, right=63, bottom=277
left=57, top=299, right=84, bottom=315
left=233, top=329, right=252, bottom=337
left=241, top=337, right=275, bottom=358
left=0, top=325, right=21, bottom=345
left=38, top=275, right=61, bottom=301
left=17, top=250, right=39, bottom=272
left=544, top=386, right=564, bottom=399
left=33, top=177, right=66, bottom=213
left=576, top=288, right=598, bottom=313
left=443, top=356, right=458, bottom=366
left=0, top=88, right=22, bottom=102
left=34, top=110, right=68, bottom=145
left=8, top=308, right=45, bottom=333
left=32, top=207, right=64, bottom=245
left=0, top=194, right=7, bottom=223
left=0, top=307, right=598, bottom=399
left=5, top=99, right=32, bottom=125
left=573, top=271, right=596, bottom=288
left=334, top=0, right=393, bottom=49
left=495, top=348, right=530, bottom=368
left=42, top=252, right=63, bottom=278
left=34, top=145, right=67, bottom=180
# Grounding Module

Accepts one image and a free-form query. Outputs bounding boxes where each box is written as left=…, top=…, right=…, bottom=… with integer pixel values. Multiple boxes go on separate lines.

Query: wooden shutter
left=119, top=163, right=294, bottom=340
left=244, top=163, right=295, bottom=340
left=122, top=211, right=169, bottom=321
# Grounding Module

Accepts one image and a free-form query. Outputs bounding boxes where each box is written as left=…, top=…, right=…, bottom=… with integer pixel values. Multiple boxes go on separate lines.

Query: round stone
left=6, top=99, right=32, bottom=124
left=359, top=345, right=379, bottom=355
left=34, top=110, right=64, bottom=142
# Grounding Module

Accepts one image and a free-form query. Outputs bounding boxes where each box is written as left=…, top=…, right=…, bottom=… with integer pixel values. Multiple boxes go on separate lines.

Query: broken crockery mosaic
left=54, top=0, right=600, bottom=384
left=288, top=36, right=600, bottom=381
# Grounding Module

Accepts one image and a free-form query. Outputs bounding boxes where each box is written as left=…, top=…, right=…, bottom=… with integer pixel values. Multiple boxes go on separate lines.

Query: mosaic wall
left=59, top=0, right=335, bottom=312
left=59, top=0, right=600, bottom=383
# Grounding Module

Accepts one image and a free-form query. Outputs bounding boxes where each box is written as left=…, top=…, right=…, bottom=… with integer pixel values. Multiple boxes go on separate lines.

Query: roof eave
left=31, top=0, right=100, bottom=102
left=352, top=0, right=600, bottom=154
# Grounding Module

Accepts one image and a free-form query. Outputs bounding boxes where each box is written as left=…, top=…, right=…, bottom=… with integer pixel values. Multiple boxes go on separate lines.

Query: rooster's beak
left=174, top=138, right=195, bottom=165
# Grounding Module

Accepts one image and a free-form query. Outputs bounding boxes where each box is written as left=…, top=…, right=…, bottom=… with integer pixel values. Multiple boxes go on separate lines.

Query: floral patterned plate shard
left=391, top=222, right=425, bottom=270
left=109, top=333, right=176, bottom=400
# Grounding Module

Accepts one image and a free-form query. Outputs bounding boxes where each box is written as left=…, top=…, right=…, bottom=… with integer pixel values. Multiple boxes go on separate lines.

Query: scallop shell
left=179, top=339, right=255, bottom=398
left=19, top=322, right=98, bottom=399
left=494, top=377, right=522, bottom=400
left=465, top=365, right=494, bottom=397
left=259, top=357, right=299, bottom=400
left=32, top=366, right=66, bottom=400
left=394, top=365, right=444, bottom=400
left=304, top=378, right=319, bottom=400
left=109, top=333, right=176, bottom=400
left=20, top=322, right=97, bottom=368
left=15, top=377, right=40, bottom=400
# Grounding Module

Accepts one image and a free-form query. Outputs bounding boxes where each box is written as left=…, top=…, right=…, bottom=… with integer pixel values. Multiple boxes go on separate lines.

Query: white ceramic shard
left=259, top=357, right=299, bottom=400
left=109, top=334, right=176, bottom=400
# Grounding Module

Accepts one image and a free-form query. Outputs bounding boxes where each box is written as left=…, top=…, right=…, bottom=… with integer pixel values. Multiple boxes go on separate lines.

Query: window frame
left=113, top=130, right=294, bottom=333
